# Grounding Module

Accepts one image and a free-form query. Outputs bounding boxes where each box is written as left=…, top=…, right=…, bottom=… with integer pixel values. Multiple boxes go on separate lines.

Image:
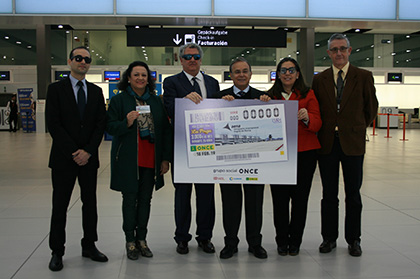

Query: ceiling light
left=391, top=52, right=396, bottom=56
left=406, top=49, right=411, bottom=53
left=406, top=35, right=410, bottom=38
left=355, top=29, right=360, bottom=32
left=5, top=36, right=9, bottom=39
left=58, top=25, right=63, bottom=29
left=16, top=41, right=21, bottom=44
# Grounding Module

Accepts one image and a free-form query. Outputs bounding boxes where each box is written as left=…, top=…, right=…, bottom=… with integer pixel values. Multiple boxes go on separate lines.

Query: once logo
left=239, top=168, right=259, bottom=175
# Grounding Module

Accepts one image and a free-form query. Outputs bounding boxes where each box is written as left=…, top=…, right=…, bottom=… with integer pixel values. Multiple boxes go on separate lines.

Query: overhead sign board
left=127, top=27, right=287, bottom=48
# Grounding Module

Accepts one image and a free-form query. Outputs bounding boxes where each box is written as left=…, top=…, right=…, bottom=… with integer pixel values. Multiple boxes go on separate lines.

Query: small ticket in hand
left=136, top=105, right=151, bottom=114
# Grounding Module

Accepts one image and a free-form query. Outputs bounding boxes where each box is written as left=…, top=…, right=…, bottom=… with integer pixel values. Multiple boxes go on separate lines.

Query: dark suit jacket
left=312, top=64, right=378, bottom=156
left=163, top=71, right=220, bottom=120
left=46, top=77, right=106, bottom=170
left=216, top=86, right=266, bottom=100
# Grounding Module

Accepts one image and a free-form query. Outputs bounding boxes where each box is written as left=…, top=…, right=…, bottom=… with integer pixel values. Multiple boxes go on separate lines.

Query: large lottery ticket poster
left=174, top=99, right=298, bottom=184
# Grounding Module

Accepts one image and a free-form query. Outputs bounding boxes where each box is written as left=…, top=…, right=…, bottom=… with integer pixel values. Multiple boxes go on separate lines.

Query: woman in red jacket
left=268, top=57, right=322, bottom=256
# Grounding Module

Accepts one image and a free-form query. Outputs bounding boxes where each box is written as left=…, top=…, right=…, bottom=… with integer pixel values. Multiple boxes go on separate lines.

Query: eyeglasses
left=71, top=55, right=92, bottom=64
left=182, top=54, right=201, bottom=60
left=279, top=67, right=296, bottom=75
left=329, top=46, right=349, bottom=54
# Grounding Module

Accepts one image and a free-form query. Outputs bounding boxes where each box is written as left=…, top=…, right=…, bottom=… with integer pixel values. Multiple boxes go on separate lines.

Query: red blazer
left=275, top=89, right=322, bottom=152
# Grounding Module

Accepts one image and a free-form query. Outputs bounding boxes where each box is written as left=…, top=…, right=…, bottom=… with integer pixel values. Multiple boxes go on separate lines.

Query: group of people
left=45, top=33, right=378, bottom=272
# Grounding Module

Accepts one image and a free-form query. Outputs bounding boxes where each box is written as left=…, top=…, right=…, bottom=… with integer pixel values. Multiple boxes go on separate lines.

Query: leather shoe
left=348, top=240, right=362, bottom=257
left=319, top=240, right=336, bottom=253
left=288, top=245, right=300, bottom=256
left=220, top=245, right=238, bottom=259
left=277, top=245, right=288, bottom=256
left=176, top=241, right=189, bottom=254
left=48, top=254, right=63, bottom=271
left=82, top=246, right=108, bottom=262
left=197, top=239, right=215, bottom=253
left=248, top=245, right=268, bottom=259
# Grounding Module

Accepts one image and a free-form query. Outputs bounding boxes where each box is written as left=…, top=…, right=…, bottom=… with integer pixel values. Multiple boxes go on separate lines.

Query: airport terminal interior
left=2, top=127, right=420, bottom=279
left=2, top=0, right=420, bottom=278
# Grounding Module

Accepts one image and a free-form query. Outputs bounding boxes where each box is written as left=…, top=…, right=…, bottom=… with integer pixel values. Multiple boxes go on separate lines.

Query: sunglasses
left=279, top=67, right=296, bottom=74
left=182, top=54, right=201, bottom=60
left=71, top=55, right=92, bottom=64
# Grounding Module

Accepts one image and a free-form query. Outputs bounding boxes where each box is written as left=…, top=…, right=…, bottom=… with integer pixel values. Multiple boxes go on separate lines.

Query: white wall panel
left=214, top=0, right=305, bottom=17
left=308, top=0, right=396, bottom=19
left=16, top=0, right=113, bottom=14
left=117, top=0, right=211, bottom=15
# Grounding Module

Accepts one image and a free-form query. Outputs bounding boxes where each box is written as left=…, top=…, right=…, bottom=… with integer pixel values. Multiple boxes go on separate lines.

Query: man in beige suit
left=312, top=33, right=378, bottom=257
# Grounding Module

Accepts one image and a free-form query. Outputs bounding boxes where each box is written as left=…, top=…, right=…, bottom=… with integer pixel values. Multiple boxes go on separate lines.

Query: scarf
left=127, top=86, right=155, bottom=143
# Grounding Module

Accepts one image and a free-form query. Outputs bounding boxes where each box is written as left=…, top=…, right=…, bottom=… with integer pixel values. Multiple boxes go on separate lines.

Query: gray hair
left=179, top=43, right=203, bottom=57
left=327, top=33, right=351, bottom=50
left=229, top=57, right=252, bottom=73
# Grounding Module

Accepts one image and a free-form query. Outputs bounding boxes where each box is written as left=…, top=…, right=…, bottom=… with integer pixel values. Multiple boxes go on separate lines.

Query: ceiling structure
left=0, top=15, right=420, bottom=34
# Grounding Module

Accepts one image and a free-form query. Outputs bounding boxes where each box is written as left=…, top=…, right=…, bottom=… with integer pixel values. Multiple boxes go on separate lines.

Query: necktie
left=77, top=81, right=86, bottom=118
left=192, top=77, right=202, bottom=96
left=238, top=91, right=246, bottom=97
left=336, top=70, right=344, bottom=105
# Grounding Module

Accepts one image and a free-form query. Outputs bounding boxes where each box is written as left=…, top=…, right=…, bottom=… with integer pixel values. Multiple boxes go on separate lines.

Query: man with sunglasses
left=46, top=46, right=107, bottom=271
left=216, top=57, right=270, bottom=259
left=163, top=43, right=219, bottom=255
left=312, top=33, right=378, bottom=257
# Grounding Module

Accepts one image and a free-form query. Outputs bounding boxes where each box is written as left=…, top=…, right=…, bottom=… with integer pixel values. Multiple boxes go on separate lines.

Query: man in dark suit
left=46, top=46, right=108, bottom=271
left=163, top=43, right=219, bottom=255
left=312, top=34, right=378, bottom=257
left=216, top=57, right=270, bottom=259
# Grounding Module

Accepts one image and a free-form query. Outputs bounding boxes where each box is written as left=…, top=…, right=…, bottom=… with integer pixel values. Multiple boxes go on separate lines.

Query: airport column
left=36, top=24, right=51, bottom=132
left=299, top=28, right=315, bottom=85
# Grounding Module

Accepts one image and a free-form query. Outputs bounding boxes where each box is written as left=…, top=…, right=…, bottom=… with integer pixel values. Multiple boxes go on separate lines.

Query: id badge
left=136, top=105, right=151, bottom=114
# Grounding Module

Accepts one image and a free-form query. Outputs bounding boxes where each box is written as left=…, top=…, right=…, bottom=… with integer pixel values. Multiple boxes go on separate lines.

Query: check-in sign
left=127, top=27, right=286, bottom=48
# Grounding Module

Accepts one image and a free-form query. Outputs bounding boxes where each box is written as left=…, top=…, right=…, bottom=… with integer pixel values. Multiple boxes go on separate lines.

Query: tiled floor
left=1, top=128, right=420, bottom=279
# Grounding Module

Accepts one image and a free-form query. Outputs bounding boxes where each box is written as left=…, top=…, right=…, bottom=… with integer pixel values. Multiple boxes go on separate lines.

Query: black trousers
left=318, top=136, right=364, bottom=244
left=173, top=182, right=215, bottom=242
left=9, top=115, right=17, bottom=131
left=220, top=183, right=264, bottom=247
left=49, top=168, right=98, bottom=256
left=122, top=167, right=155, bottom=242
left=270, top=150, right=317, bottom=248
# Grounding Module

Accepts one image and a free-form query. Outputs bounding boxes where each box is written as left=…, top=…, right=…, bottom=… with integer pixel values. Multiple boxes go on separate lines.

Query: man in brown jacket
left=312, top=33, right=378, bottom=257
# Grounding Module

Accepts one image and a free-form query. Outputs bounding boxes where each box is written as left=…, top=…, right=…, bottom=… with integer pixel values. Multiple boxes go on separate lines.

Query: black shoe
left=126, top=242, right=139, bottom=260
left=220, top=245, right=238, bottom=259
left=288, top=245, right=300, bottom=256
left=176, top=241, right=189, bottom=254
left=248, top=245, right=268, bottom=259
left=319, top=240, right=336, bottom=253
left=277, top=245, right=288, bottom=256
left=197, top=239, right=215, bottom=253
left=82, top=246, right=108, bottom=262
left=48, top=254, right=63, bottom=271
left=348, top=240, right=362, bottom=257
